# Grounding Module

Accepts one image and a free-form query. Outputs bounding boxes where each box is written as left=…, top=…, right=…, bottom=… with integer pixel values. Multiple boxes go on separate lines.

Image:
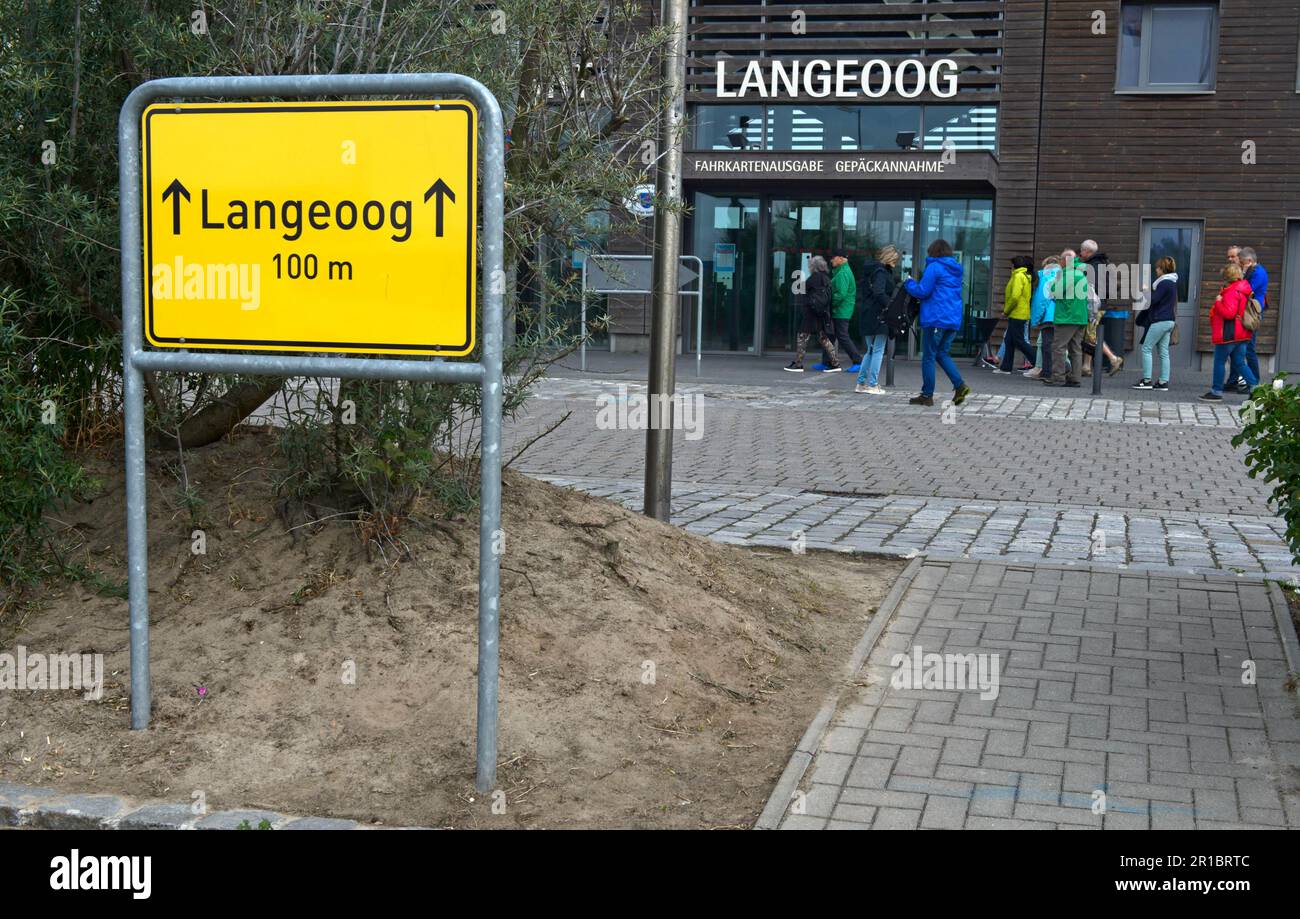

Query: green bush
left=0, top=290, right=91, bottom=585
left=2, top=0, right=671, bottom=576
left=1233, top=377, right=1300, bottom=565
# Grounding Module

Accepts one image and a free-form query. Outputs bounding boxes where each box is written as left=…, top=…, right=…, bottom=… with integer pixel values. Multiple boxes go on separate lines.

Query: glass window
left=766, top=104, right=921, bottom=152
left=918, top=198, right=994, bottom=325
left=921, top=104, right=998, bottom=152
left=692, top=106, right=765, bottom=151
left=766, top=199, right=840, bottom=351
left=1145, top=223, right=1197, bottom=303
left=691, top=193, right=760, bottom=351
left=1117, top=3, right=1217, bottom=91
left=691, top=105, right=999, bottom=153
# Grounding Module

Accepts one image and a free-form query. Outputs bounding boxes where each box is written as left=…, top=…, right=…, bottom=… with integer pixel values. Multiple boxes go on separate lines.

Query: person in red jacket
left=1200, top=263, right=1259, bottom=402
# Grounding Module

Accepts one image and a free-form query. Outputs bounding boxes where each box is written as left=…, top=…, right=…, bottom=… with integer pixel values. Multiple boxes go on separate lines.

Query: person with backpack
left=784, top=255, right=839, bottom=372
left=996, top=256, right=1035, bottom=375
left=1200, top=262, right=1259, bottom=402
left=1132, top=256, right=1177, bottom=391
left=905, top=238, right=970, bottom=407
left=854, top=244, right=899, bottom=394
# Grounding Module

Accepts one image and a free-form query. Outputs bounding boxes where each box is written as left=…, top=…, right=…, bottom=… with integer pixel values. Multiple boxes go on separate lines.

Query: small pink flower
left=195, top=685, right=208, bottom=701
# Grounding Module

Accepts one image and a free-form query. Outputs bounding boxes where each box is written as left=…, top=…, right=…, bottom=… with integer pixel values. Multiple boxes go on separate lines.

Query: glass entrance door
left=918, top=198, right=993, bottom=356
left=692, top=193, right=760, bottom=352
left=766, top=199, right=839, bottom=351
left=842, top=200, right=916, bottom=343
left=1140, top=219, right=1202, bottom=369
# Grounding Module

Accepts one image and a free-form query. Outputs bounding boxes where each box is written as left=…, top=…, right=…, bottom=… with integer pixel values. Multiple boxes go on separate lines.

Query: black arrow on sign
left=161, top=178, right=191, bottom=235
left=423, top=179, right=456, bottom=237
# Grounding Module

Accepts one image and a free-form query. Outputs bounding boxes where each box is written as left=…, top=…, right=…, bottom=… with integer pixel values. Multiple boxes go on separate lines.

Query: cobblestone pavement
left=533, top=376, right=1245, bottom=427
left=539, top=476, right=1300, bottom=579
left=775, top=559, right=1300, bottom=830
left=507, top=377, right=1270, bottom=517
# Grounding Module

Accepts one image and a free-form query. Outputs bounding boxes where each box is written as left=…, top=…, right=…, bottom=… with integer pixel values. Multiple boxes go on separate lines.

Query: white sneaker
left=1023, top=368, right=1041, bottom=379
left=854, top=383, right=869, bottom=393
left=868, top=385, right=887, bottom=394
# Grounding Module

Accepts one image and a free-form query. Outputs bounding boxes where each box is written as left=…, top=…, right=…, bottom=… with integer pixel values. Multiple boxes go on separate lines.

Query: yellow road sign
left=141, top=100, right=476, bottom=356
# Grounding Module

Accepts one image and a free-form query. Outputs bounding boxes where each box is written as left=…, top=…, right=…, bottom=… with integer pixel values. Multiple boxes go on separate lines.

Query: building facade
left=592, top=0, right=1300, bottom=371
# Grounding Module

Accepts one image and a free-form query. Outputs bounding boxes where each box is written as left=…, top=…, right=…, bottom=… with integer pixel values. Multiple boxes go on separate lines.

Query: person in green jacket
left=997, top=256, right=1036, bottom=373
left=819, top=248, right=864, bottom=371
left=1044, top=249, right=1089, bottom=387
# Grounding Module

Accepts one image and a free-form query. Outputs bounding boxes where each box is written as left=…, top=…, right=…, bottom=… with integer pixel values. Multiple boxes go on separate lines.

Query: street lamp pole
left=645, top=0, right=688, bottom=522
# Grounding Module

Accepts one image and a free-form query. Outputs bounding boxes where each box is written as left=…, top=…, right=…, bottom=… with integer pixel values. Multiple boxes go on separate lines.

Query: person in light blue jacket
left=904, top=238, right=969, bottom=407
left=1027, top=255, right=1061, bottom=379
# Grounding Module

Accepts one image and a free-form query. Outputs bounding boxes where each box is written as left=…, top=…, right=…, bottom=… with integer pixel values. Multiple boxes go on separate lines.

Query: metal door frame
left=1139, top=217, right=1204, bottom=370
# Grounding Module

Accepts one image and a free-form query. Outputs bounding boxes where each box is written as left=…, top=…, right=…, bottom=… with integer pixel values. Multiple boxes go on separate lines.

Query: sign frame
left=119, top=74, right=505, bottom=793
left=580, top=254, right=704, bottom=377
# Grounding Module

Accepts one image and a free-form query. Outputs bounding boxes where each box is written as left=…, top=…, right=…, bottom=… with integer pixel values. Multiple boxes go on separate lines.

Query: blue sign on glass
left=714, top=242, right=736, bottom=274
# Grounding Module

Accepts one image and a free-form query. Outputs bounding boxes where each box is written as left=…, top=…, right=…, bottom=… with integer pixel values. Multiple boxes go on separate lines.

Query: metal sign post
left=118, top=73, right=505, bottom=793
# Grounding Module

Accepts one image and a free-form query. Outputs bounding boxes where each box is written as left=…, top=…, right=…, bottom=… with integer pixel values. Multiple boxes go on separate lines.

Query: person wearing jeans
left=855, top=244, right=899, bottom=394
left=1201, top=263, right=1259, bottom=402
left=1028, top=256, right=1061, bottom=380
left=921, top=327, right=964, bottom=402
left=1133, top=257, right=1178, bottom=391
left=905, top=238, right=970, bottom=407
left=1229, top=247, right=1268, bottom=390
left=997, top=256, right=1036, bottom=374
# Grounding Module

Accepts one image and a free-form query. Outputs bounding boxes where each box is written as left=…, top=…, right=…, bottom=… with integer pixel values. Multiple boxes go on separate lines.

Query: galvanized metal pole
left=118, top=97, right=150, bottom=729
left=645, top=0, right=688, bottom=521
left=1092, top=319, right=1105, bottom=395
left=474, top=86, right=506, bottom=795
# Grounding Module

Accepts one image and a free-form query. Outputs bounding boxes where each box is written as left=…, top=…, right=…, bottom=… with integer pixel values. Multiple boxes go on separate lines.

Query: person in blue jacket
left=905, top=238, right=970, bottom=407
left=1027, top=255, right=1061, bottom=379
left=1228, top=246, right=1268, bottom=391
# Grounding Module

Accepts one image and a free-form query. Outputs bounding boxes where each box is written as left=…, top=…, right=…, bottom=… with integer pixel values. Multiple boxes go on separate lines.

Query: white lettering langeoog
left=715, top=58, right=959, bottom=100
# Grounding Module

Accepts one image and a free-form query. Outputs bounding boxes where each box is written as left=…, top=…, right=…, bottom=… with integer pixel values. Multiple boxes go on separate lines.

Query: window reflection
left=691, top=104, right=997, bottom=152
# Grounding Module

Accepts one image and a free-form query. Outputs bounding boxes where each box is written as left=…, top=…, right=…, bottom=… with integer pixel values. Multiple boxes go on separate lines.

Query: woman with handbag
left=1081, top=291, right=1124, bottom=377
left=1200, top=263, right=1259, bottom=402
left=1133, top=257, right=1177, bottom=391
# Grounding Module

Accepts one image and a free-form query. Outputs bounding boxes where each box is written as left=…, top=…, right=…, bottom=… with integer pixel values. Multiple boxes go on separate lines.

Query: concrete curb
left=753, top=555, right=925, bottom=830
left=1266, top=580, right=1300, bottom=704
left=0, top=783, right=411, bottom=830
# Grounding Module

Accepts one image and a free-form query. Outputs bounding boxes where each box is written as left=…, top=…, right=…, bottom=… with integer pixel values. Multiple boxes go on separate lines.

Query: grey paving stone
left=29, top=794, right=129, bottom=830
left=195, top=809, right=288, bottom=831
left=872, top=806, right=922, bottom=829
left=0, top=782, right=55, bottom=827
left=119, top=803, right=200, bottom=830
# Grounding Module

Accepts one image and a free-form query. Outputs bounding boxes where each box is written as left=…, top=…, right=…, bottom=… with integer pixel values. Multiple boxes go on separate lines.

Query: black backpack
left=881, top=282, right=918, bottom=334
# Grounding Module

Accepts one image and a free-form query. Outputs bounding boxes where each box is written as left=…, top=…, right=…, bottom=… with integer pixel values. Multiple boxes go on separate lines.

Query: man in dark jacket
left=785, top=255, right=839, bottom=372
left=1228, top=246, right=1268, bottom=391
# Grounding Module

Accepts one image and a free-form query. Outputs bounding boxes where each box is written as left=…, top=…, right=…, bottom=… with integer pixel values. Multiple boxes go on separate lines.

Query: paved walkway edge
left=0, top=783, right=407, bottom=830
left=754, top=555, right=925, bottom=830
left=1267, top=581, right=1300, bottom=698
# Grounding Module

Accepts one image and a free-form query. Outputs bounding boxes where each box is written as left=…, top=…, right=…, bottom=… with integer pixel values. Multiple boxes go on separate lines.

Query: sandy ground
left=0, top=428, right=901, bottom=828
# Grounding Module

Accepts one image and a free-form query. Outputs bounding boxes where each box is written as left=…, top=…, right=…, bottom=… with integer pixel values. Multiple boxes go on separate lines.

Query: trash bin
left=1102, top=314, right=1128, bottom=356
